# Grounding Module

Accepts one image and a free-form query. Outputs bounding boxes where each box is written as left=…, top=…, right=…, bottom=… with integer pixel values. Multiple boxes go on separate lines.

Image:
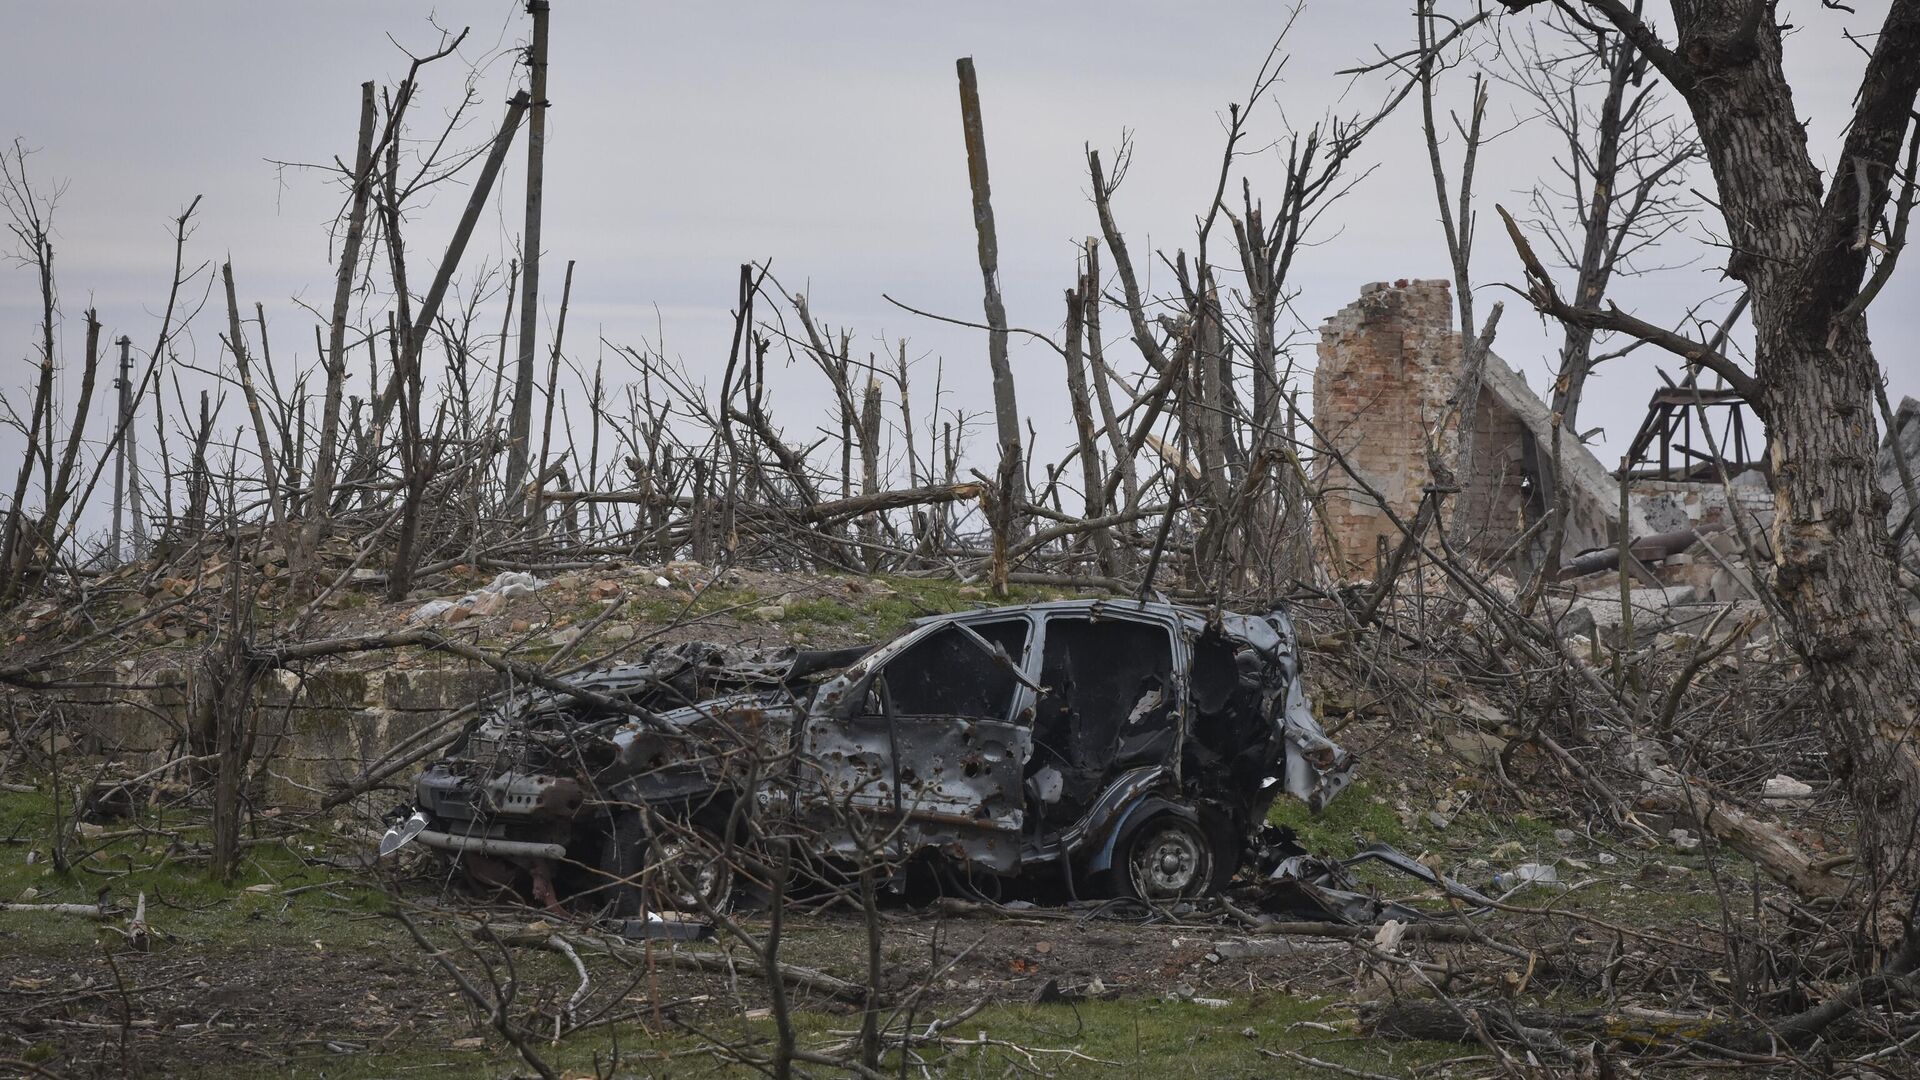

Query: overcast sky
left=3, top=1, right=1913, bottom=537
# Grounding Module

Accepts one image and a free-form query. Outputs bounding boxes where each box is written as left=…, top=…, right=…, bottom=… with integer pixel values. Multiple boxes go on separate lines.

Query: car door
left=1027, top=607, right=1184, bottom=818
left=800, top=614, right=1034, bottom=872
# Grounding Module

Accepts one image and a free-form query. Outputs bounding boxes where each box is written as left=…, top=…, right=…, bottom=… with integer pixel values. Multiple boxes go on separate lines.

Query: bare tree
left=956, top=57, right=1023, bottom=593
left=302, top=82, right=379, bottom=569
left=1499, top=0, right=1920, bottom=886
left=1504, top=3, right=1698, bottom=434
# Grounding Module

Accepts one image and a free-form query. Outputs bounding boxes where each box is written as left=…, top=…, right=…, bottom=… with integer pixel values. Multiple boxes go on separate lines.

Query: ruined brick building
left=1311, top=279, right=1639, bottom=577
left=1309, top=277, right=1918, bottom=633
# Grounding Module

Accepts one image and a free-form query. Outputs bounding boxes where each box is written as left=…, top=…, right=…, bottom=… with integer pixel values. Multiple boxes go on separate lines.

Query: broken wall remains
left=1313, top=279, right=1639, bottom=577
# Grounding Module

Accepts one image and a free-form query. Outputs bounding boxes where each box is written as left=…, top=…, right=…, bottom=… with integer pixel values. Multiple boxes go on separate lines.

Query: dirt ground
left=0, top=760, right=1810, bottom=1080
left=0, top=897, right=1371, bottom=1076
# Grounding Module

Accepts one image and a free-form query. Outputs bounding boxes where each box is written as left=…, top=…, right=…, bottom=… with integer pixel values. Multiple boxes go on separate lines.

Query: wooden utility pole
left=505, top=0, right=550, bottom=506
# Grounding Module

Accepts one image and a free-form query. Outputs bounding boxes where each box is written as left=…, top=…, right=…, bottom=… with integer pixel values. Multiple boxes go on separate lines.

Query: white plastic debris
left=1762, top=774, right=1814, bottom=802
left=407, top=571, right=547, bottom=626
left=1494, top=862, right=1559, bottom=890
left=1373, top=919, right=1408, bottom=954
left=406, top=599, right=455, bottom=625
left=488, top=571, right=545, bottom=599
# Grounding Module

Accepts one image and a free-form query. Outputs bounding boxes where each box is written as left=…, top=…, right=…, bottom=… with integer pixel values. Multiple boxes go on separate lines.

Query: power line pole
left=111, top=335, right=129, bottom=560
left=505, top=0, right=549, bottom=509
left=110, top=334, right=144, bottom=562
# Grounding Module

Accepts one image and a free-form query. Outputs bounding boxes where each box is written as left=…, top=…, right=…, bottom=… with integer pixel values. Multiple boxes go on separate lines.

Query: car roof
left=914, top=597, right=1211, bottom=631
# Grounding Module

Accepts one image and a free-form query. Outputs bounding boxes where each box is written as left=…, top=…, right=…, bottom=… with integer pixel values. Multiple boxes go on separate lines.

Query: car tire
left=599, top=812, right=735, bottom=918
left=599, top=811, right=648, bottom=918
left=648, top=824, right=736, bottom=915
left=1114, top=811, right=1216, bottom=902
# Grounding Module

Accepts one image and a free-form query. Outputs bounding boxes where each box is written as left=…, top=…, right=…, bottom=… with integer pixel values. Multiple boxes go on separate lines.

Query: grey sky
left=3, top=1, right=1913, bottom=536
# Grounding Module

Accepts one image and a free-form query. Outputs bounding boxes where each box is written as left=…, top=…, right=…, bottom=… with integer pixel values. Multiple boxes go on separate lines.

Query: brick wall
left=1313, top=279, right=1530, bottom=575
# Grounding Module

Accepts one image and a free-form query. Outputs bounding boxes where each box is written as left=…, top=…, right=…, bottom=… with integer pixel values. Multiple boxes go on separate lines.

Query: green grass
left=1266, top=780, right=1411, bottom=857
left=3, top=784, right=1467, bottom=1079
left=0, top=785, right=392, bottom=954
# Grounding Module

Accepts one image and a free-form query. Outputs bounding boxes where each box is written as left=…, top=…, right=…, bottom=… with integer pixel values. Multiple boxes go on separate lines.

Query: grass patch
left=1266, top=780, right=1410, bottom=857
left=0, top=786, right=391, bottom=955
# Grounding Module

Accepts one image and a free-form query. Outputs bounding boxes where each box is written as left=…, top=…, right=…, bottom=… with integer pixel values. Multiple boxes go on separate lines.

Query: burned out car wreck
left=396, top=599, right=1353, bottom=912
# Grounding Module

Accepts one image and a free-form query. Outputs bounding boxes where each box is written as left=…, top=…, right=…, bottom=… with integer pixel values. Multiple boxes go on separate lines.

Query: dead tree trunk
left=386, top=90, right=530, bottom=597
left=505, top=0, right=551, bottom=508
left=1082, top=239, right=1137, bottom=521
left=223, top=262, right=286, bottom=543
left=1061, top=278, right=1116, bottom=576
left=1413, top=13, right=1492, bottom=550
left=529, top=258, right=575, bottom=538
left=956, top=57, right=1024, bottom=566
left=858, top=372, right=882, bottom=560
left=302, top=82, right=378, bottom=567
left=1506, top=0, right=1920, bottom=884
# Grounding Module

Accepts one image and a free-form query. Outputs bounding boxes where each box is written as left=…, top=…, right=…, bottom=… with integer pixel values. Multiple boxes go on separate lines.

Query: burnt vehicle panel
left=394, top=600, right=1353, bottom=908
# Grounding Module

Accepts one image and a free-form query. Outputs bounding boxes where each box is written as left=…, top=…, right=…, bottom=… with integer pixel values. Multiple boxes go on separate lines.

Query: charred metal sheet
left=1250, top=837, right=1495, bottom=925
left=802, top=712, right=1029, bottom=872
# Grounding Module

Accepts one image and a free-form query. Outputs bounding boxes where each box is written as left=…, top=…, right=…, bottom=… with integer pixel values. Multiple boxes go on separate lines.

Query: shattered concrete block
left=1761, top=774, right=1814, bottom=802
left=1562, top=586, right=1695, bottom=643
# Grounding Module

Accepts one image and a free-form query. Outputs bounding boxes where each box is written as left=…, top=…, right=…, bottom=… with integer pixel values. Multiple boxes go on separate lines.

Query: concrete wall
left=66, top=663, right=505, bottom=810
left=1630, top=474, right=1772, bottom=535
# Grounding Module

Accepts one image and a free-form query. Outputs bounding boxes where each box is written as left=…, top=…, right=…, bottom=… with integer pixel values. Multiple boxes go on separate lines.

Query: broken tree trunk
left=858, top=372, right=882, bottom=561
left=302, top=81, right=378, bottom=568
left=222, top=262, right=286, bottom=543
left=1503, top=0, right=1920, bottom=885
left=505, top=0, right=551, bottom=508
left=1061, top=278, right=1116, bottom=576
left=956, top=57, right=1023, bottom=567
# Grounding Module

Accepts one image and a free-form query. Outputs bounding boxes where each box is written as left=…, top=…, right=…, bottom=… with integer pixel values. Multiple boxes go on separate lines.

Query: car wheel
left=600, top=814, right=736, bottom=917
left=1118, top=813, right=1215, bottom=901
left=648, top=827, right=735, bottom=914
left=599, top=811, right=648, bottom=918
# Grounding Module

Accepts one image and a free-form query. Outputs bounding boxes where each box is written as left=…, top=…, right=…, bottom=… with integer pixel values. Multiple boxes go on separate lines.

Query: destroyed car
left=395, top=599, right=1352, bottom=912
